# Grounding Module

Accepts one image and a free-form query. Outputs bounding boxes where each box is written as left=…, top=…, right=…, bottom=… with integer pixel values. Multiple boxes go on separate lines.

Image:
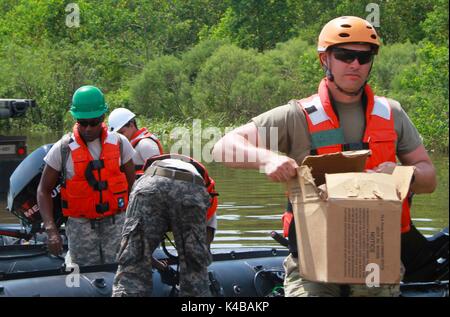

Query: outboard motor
left=5, top=144, right=65, bottom=238
left=400, top=227, right=448, bottom=297
left=402, top=226, right=449, bottom=282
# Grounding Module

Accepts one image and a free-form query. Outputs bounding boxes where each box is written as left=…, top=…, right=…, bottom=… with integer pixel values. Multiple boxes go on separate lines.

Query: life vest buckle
left=95, top=203, right=109, bottom=214
left=94, top=181, right=108, bottom=191
left=89, top=160, right=105, bottom=170
left=342, top=142, right=369, bottom=151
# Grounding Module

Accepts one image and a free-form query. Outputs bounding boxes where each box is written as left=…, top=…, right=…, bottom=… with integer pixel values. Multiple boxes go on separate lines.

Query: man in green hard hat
left=37, top=85, right=136, bottom=266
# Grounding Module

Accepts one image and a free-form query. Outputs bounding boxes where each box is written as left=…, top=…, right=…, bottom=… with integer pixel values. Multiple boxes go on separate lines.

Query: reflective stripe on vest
left=295, top=78, right=411, bottom=233
left=61, top=123, right=129, bottom=219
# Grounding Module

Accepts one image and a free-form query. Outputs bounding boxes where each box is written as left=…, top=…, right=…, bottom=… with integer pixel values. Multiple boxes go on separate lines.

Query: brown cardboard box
left=288, top=151, right=414, bottom=284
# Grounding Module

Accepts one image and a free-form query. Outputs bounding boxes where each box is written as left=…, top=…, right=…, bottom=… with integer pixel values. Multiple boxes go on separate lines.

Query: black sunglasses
left=332, top=48, right=375, bottom=65
left=77, top=117, right=103, bottom=127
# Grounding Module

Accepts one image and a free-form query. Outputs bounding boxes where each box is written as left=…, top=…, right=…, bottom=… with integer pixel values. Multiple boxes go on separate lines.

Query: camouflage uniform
left=112, top=170, right=212, bottom=297
left=283, top=254, right=402, bottom=297
left=65, top=212, right=125, bottom=266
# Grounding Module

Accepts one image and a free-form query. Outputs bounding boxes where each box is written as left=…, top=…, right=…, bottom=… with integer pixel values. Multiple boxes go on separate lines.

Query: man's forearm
left=37, top=190, right=56, bottom=230
left=122, top=160, right=135, bottom=192
left=398, top=144, right=437, bottom=195
left=410, top=161, right=437, bottom=194
left=212, top=133, right=274, bottom=169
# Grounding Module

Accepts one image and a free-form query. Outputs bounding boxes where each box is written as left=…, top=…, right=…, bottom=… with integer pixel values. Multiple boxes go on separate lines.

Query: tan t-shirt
left=251, top=97, right=422, bottom=164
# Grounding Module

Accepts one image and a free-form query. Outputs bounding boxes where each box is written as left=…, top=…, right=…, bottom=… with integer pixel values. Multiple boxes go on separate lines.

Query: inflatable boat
left=0, top=224, right=448, bottom=297
left=0, top=144, right=448, bottom=297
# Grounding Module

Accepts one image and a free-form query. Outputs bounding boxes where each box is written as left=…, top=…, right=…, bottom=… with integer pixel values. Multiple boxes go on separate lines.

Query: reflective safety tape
left=301, top=96, right=330, bottom=125
left=372, top=96, right=391, bottom=120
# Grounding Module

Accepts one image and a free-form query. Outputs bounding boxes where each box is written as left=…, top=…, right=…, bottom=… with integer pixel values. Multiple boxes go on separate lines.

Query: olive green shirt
left=252, top=97, right=422, bottom=164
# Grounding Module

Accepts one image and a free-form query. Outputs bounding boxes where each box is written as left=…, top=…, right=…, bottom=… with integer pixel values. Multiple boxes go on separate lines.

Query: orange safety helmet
left=318, top=16, right=381, bottom=53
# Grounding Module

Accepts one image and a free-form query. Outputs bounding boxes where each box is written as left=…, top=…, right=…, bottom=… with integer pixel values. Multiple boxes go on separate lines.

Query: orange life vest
left=130, top=127, right=164, bottom=175
left=61, top=123, right=129, bottom=219
left=130, top=127, right=164, bottom=154
left=283, top=78, right=411, bottom=235
left=144, top=154, right=218, bottom=221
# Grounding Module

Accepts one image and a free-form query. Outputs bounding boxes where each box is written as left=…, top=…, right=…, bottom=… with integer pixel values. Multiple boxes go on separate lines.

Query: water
left=0, top=132, right=448, bottom=248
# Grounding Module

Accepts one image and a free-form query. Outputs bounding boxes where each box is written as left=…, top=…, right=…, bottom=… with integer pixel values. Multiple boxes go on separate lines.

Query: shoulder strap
left=60, top=133, right=72, bottom=185
left=117, top=133, right=124, bottom=164
left=117, top=132, right=123, bottom=151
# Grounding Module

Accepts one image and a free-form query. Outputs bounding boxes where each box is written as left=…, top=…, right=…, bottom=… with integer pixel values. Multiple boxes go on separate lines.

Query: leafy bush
left=129, top=55, right=191, bottom=119
left=389, top=42, right=449, bottom=151
left=370, top=42, right=417, bottom=95
left=191, top=44, right=260, bottom=119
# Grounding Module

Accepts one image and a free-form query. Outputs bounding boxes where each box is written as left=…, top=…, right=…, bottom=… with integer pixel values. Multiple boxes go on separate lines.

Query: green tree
left=377, top=0, right=435, bottom=44
left=421, top=0, right=449, bottom=44
left=370, top=42, right=417, bottom=95
left=391, top=42, right=449, bottom=151
left=208, top=0, right=298, bottom=51
left=130, top=55, right=191, bottom=119
left=181, top=39, right=229, bottom=84
left=191, top=44, right=260, bottom=119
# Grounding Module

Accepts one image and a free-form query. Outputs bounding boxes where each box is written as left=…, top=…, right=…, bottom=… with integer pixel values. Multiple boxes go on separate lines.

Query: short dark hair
left=130, top=119, right=138, bottom=129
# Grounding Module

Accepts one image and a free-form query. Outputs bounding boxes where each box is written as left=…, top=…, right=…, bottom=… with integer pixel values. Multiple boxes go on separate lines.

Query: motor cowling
left=6, top=144, right=65, bottom=233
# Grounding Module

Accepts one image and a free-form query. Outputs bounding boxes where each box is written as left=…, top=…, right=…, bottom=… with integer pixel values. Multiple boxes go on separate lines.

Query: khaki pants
left=283, top=254, right=402, bottom=297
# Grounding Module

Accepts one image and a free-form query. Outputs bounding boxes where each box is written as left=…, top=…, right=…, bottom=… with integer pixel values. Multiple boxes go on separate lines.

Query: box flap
left=301, top=150, right=370, bottom=186
left=288, top=166, right=321, bottom=203
left=287, top=178, right=301, bottom=204
left=392, top=166, right=415, bottom=201
left=325, top=172, right=399, bottom=200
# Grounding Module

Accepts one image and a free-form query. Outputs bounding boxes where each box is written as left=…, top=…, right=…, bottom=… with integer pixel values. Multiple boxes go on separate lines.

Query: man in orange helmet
left=212, top=16, right=436, bottom=296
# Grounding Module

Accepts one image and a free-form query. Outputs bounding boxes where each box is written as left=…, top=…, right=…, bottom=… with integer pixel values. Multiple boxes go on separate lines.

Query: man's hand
left=46, top=228, right=63, bottom=256
left=37, top=164, right=62, bottom=255
left=263, top=154, right=299, bottom=182
left=366, top=161, right=397, bottom=174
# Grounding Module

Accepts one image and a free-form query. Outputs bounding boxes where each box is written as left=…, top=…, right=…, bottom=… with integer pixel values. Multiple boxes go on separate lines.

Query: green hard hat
left=70, top=85, right=108, bottom=119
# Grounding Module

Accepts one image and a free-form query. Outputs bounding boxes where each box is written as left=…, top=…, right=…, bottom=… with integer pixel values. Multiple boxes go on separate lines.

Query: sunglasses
left=77, top=117, right=103, bottom=127
left=332, top=48, right=375, bottom=65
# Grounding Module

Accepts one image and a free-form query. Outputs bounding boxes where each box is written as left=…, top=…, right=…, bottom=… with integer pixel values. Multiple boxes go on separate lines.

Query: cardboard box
left=288, top=151, right=414, bottom=284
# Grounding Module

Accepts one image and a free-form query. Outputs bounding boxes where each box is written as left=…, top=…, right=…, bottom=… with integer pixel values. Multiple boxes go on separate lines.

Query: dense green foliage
left=0, top=0, right=448, bottom=152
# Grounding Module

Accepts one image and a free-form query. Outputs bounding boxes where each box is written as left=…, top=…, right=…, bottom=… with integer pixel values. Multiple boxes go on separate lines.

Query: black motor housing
left=6, top=144, right=65, bottom=233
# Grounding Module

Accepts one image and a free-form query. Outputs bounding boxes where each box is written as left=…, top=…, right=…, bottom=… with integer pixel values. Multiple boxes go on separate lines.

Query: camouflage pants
left=65, top=212, right=125, bottom=266
left=283, top=254, right=402, bottom=297
left=112, top=175, right=212, bottom=297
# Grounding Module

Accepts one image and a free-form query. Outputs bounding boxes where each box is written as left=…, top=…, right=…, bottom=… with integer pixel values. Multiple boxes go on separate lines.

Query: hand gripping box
left=288, top=150, right=414, bottom=284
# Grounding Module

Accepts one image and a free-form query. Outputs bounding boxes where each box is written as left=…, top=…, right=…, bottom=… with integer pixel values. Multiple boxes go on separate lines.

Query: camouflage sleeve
left=112, top=192, right=153, bottom=297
